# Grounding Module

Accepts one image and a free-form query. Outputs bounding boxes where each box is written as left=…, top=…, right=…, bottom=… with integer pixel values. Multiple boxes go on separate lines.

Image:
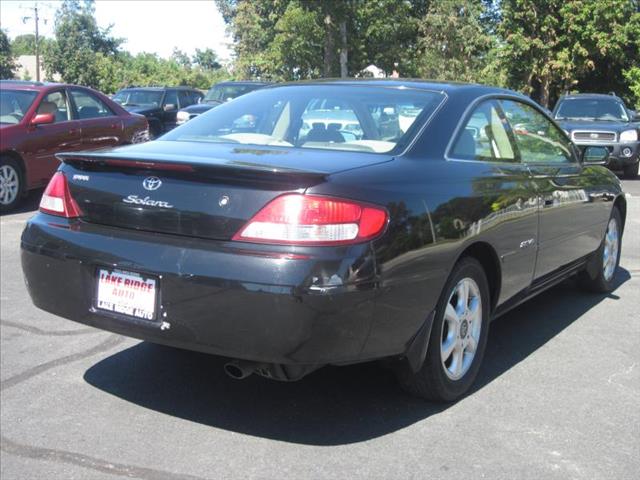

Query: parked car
left=0, top=80, right=148, bottom=212
left=112, top=86, right=203, bottom=138
left=21, top=80, right=626, bottom=402
left=176, top=81, right=271, bottom=125
left=553, top=93, right=640, bottom=178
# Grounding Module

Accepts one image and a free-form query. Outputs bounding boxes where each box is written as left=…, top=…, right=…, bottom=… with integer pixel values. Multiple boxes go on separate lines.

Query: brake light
left=39, top=172, right=82, bottom=218
left=233, top=194, right=388, bottom=245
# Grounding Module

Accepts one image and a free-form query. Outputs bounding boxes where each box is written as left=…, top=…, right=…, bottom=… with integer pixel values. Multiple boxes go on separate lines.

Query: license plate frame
left=95, top=268, right=159, bottom=322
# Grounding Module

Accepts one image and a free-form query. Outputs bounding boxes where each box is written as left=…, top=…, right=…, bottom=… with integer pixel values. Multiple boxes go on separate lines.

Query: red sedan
left=0, top=80, right=149, bottom=211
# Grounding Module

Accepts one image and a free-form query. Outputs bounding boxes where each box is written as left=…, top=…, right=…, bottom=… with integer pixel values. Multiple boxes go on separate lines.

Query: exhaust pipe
left=223, top=360, right=257, bottom=380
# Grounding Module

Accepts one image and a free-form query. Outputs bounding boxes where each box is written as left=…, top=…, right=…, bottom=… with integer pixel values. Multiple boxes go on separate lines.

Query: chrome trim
left=571, top=130, right=617, bottom=143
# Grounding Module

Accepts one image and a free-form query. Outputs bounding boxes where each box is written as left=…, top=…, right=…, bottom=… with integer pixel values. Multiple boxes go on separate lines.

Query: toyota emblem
left=143, top=176, right=162, bottom=191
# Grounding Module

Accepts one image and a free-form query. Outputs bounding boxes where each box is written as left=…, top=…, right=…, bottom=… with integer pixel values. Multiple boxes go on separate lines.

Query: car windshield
left=163, top=85, right=445, bottom=154
left=203, top=84, right=257, bottom=104
left=112, top=90, right=163, bottom=108
left=555, top=98, right=629, bottom=122
left=0, top=89, right=38, bottom=124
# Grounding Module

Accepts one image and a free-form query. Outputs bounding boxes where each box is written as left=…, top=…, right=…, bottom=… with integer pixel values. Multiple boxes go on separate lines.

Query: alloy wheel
left=0, top=165, right=20, bottom=206
left=602, top=218, right=619, bottom=281
left=440, top=277, right=482, bottom=381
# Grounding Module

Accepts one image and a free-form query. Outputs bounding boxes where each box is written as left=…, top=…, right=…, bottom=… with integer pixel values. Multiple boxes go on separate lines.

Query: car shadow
left=83, top=268, right=631, bottom=446
left=1, top=189, right=42, bottom=216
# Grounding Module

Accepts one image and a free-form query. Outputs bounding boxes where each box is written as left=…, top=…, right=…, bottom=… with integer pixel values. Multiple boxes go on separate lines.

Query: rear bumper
left=20, top=214, right=416, bottom=369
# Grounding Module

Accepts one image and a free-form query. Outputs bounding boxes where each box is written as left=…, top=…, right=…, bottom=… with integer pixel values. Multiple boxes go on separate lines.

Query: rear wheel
left=578, top=207, right=622, bottom=293
left=0, top=157, right=22, bottom=213
left=396, top=257, right=490, bottom=402
left=622, top=161, right=638, bottom=179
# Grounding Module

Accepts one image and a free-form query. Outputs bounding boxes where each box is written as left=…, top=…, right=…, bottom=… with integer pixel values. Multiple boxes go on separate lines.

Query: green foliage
left=267, top=2, right=324, bottom=80
left=0, top=29, right=18, bottom=79
left=93, top=52, right=231, bottom=94
left=43, top=0, right=122, bottom=87
left=417, top=0, right=495, bottom=83
left=193, top=48, right=222, bottom=70
left=11, top=34, right=36, bottom=56
left=624, top=67, right=640, bottom=110
left=497, top=0, right=640, bottom=107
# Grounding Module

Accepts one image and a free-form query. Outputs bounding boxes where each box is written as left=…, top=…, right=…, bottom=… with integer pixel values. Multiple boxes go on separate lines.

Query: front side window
left=450, top=100, right=516, bottom=162
left=501, top=100, right=574, bottom=164
left=163, top=85, right=445, bottom=154
left=70, top=90, right=114, bottom=119
left=163, top=91, right=178, bottom=109
left=37, top=91, right=71, bottom=123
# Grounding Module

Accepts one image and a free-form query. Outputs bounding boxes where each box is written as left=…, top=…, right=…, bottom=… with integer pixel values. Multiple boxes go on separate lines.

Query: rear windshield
left=162, top=85, right=445, bottom=154
left=113, top=89, right=163, bottom=108
left=555, top=98, right=629, bottom=122
left=203, top=84, right=259, bottom=103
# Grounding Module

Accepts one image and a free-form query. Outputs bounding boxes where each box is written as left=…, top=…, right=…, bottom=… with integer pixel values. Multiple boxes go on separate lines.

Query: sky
left=0, top=0, right=233, bottom=62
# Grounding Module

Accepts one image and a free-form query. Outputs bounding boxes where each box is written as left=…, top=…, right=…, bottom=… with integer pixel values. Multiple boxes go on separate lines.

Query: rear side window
left=451, top=100, right=516, bottom=162
left=501, top=100, right=574, bottom=164
left=70, top=90, right=114, bottom=119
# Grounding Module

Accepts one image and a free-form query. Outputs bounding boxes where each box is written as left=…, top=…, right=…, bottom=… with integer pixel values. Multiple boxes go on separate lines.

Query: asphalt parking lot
left=1, top=179, right=638, bottom=480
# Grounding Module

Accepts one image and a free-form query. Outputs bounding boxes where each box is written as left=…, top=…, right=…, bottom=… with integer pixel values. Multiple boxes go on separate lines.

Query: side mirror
left=163, top=104, right=176, bottom=112
left=30, top=112, right=55, bottom=126
left=582, top=146, right=609, bottom=165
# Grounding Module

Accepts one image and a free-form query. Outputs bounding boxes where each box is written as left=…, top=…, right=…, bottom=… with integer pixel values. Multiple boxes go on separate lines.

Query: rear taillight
left=233, top=194, right=388, bottom=245
left=39, top=172, right=82, bottom=218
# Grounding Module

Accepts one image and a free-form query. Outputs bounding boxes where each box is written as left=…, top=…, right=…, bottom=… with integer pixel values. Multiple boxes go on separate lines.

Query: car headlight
left=620, top=129, right=638, bottom=142
left=176, top=111, right=190, bottom=124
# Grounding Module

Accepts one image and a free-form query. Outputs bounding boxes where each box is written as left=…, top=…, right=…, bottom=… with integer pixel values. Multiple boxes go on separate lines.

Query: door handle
left=68, top=128, right=79, bottom=135
left=589, top=192, right=615, bottom=202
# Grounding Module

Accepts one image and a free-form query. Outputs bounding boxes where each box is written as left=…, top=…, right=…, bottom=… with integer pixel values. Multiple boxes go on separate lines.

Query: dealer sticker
left=96, top=269, right=157, bottom=321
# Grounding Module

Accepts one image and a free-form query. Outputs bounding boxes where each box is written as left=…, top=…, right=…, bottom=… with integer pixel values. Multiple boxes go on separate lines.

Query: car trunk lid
left=57, top=141, right=392, bottom=240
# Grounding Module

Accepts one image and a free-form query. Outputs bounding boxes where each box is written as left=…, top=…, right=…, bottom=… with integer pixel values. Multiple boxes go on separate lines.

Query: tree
left=11, top=34, right=36, bottom=56
left=44, top=0, right=122, bottom=87
left=497, top=0, right=640, bottom=107
left=267, top=2, right=324, bottom=80
left=193, top=48, right=221, bottom=70
left=171, top=48, right=192, bottom=68
left=0, top=29, right=18, bottom=79
left=416, top=0, right=495, bottom=83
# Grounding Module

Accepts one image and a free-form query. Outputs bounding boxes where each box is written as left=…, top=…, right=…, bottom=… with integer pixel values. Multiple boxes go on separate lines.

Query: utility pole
left=22, top=2, right=47, bottom=82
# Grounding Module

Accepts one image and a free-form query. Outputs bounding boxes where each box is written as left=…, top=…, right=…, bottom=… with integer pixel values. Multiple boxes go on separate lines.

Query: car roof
left=558, top=93, right=623, bottom=101
left=214, top=81, right=273, bottom=86
left=118, top=86, right=199, bottom=91
left=261, top=78, right=519, bottom=97
left=0, top=80, right=69, bottom=91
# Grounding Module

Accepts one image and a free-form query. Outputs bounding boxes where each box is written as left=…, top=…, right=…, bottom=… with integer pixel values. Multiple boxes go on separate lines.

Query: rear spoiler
left=56, top=151, right=327, bottom=185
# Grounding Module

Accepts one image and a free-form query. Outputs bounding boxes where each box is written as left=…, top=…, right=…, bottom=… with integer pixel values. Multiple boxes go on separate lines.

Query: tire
left=0, top=157, right=23, bottom=213
left=148, top=121, right=162, bottom=140
left=578, top=207, right=622, bottom=293
left=622, top=161, right=638, bottom=179
left=396, top=257, right=490, bottom=402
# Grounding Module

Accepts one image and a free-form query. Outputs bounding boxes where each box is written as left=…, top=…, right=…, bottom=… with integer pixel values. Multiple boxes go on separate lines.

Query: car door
left=69, top=88, right=123, bottom=150
left=161, top=90, right=179, bottom=132
left=448, top=99, right=539, bottom=302
left=500, top=99, right=611, bottom=280
left=24, top=89, right=82, bottom=187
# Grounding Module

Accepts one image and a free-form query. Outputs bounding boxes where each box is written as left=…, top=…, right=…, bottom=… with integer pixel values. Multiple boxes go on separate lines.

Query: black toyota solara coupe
left=21, top=80, right=627, bottom=402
